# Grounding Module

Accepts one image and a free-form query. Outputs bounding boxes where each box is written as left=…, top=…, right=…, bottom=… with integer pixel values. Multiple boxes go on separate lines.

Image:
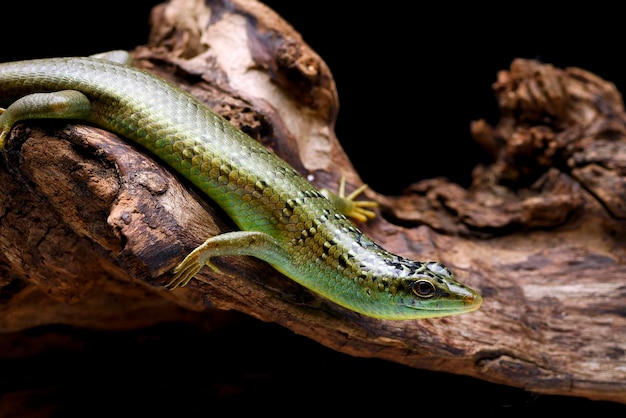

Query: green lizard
left=0, top=51, right=482, bottom=319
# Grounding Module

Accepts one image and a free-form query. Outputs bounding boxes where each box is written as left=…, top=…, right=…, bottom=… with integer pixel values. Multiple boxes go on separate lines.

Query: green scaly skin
left=0, top=53, right=482, bottom=319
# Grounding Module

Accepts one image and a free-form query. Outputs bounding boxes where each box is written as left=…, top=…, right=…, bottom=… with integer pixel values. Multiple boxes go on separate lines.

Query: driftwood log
left=1, top=0, right=625, bottom=408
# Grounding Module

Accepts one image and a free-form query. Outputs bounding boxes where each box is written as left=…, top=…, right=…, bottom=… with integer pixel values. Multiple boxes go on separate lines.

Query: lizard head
left=390, top=261, right=482, bottom=319
left=344, top=257, right=483, bottom=320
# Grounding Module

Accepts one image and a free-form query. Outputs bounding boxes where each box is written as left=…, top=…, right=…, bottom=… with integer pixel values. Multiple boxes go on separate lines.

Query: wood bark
left=1, top=0, right=625, bottom=405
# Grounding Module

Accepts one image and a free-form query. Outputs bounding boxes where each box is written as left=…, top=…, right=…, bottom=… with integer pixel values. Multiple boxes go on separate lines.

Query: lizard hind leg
left=0, top=90, right=92, bottom=150
left=90, top=50, right=133, bottom=65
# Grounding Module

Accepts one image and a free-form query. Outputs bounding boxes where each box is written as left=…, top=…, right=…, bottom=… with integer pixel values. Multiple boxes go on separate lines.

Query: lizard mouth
left=398, top=288, right=483, bottom=316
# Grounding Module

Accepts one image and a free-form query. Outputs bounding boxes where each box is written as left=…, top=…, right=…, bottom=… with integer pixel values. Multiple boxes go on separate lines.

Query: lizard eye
left=411, top=280, right=436, bottom=298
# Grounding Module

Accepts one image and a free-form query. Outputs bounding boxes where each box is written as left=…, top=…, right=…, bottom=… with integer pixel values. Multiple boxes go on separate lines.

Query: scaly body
left=0, top=53, right=482, bottom=319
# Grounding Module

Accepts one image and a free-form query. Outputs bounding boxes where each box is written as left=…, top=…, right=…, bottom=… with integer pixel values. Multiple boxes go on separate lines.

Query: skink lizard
left=0, top=51, right=482, bottom=319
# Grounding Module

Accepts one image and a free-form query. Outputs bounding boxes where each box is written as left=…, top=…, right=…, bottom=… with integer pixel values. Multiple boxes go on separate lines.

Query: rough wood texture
left=1, top=0, right=625, bottom=406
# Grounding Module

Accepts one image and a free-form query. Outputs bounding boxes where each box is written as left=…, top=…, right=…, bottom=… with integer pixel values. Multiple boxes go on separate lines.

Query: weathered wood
left=1, top=0, right=625, bottom=405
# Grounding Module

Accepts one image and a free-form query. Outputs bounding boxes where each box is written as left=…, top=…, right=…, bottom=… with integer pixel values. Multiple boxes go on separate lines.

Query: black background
left=2, top=1, right=626, bottom=414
